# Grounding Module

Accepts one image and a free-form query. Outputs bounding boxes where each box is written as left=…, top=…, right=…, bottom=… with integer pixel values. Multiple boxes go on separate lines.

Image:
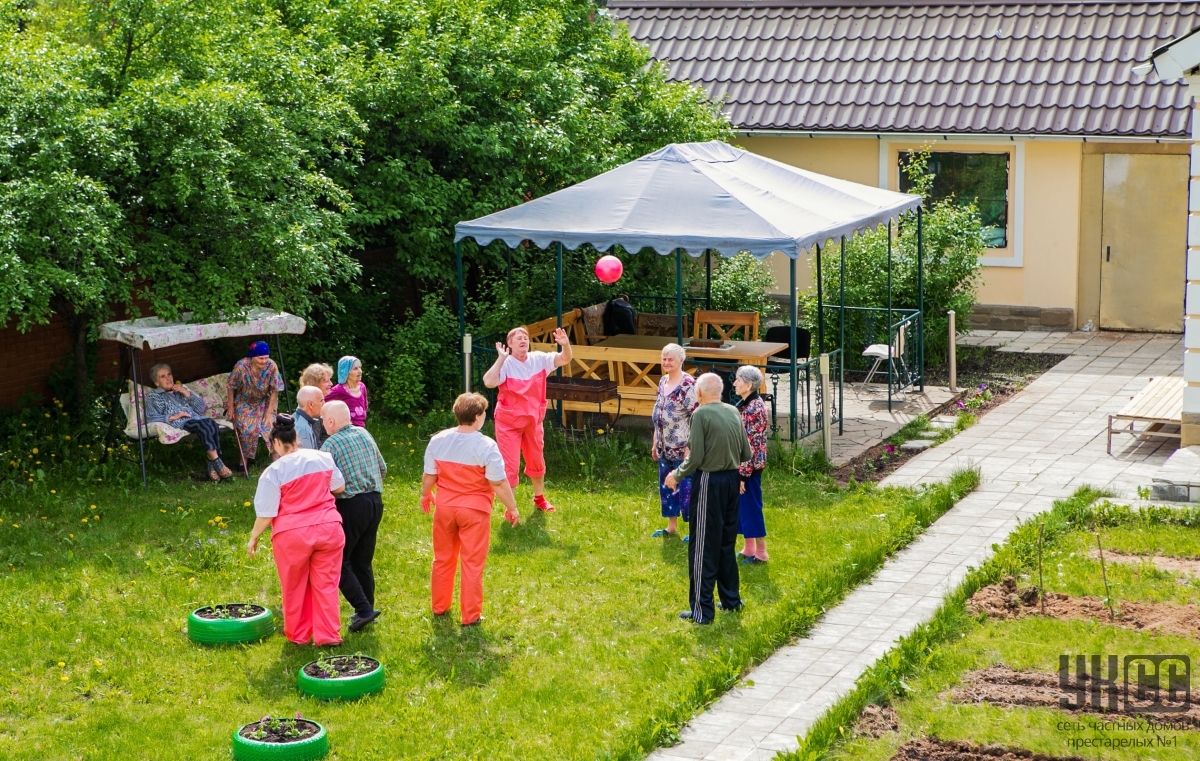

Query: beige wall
left=738, top=136, right=877, bottom=296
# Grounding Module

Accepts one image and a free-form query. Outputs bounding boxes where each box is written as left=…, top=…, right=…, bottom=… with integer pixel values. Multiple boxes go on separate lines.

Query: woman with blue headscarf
left=324, top=356, right=368, bottom=427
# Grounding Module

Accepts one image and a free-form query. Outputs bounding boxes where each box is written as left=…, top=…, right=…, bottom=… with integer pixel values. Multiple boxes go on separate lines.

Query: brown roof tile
left=609, top=0, right=1198, bottom=136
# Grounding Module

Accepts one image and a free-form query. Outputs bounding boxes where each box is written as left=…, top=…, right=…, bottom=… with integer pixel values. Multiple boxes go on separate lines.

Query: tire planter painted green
left=298, top=656, right=385, bottom=700
left=187, top=604, right=274, bottom=645
left=232, top=719, right=328, bottom=761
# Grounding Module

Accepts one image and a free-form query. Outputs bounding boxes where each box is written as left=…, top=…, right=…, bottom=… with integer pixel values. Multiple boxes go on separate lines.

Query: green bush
left=707, top=252, right=777, bottom=337
left=801, top=150, right=984, bottom=365
left=379, top=296, right=461, bottom=418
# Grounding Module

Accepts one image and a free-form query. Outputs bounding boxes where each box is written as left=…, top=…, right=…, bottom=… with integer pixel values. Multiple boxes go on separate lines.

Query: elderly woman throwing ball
left=482, top=326, right=572, bottom=513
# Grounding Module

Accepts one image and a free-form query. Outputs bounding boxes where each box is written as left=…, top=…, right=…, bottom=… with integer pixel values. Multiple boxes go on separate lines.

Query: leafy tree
left=802, top=149, right=984, bottom=366
left=0, top=0, right=361, bottom=412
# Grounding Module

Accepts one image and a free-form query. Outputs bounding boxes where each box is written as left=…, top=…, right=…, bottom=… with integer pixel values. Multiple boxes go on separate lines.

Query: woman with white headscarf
left=324, top=356, right=368, bottom=427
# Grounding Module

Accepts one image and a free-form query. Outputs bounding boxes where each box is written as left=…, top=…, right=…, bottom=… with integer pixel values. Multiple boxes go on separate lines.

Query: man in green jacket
left=665, top=372, right=752, bottom=624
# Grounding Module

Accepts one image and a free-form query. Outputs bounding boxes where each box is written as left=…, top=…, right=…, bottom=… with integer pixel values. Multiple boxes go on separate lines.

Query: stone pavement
left=646, top=332, right=1181, bottom=761
left=773, top=381, right=957, bottom=465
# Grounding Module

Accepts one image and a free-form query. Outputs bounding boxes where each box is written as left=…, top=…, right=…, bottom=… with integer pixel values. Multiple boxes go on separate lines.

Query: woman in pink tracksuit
left=247, top=415, right=346, bottom=646
left=482, top=325, right=572, bottom=512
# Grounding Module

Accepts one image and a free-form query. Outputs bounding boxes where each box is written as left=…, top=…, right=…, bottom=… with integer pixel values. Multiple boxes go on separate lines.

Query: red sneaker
left=533, top=495, right=556, bottom=513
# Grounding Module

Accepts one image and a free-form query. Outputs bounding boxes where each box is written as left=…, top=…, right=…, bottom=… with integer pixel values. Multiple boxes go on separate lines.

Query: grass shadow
left=419, top=613, right=513, bottom=688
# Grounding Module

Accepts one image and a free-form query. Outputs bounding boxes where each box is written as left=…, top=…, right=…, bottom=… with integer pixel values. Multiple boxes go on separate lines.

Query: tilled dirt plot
left=1087, top=549, right=1200, bottom=577
left=966, top=577, right=1200, bottom=638
left=947, top=665, right=1200, bottom=727
left=854, top=703, right=900, bottom=738
left=889, top=737, right=1086, bottom=760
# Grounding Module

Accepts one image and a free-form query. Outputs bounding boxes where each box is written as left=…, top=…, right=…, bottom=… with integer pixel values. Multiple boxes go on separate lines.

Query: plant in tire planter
left=187, top=603, right=274, bottom=645
left=298, top=654, right=385, bottom=700
left=233, top=715, right=328, bottom=761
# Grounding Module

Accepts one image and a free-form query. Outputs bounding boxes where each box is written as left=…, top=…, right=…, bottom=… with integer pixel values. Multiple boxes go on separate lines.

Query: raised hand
left=552, top=327, right=569, bottom=346
left=495, top=341, right=511, bottom=359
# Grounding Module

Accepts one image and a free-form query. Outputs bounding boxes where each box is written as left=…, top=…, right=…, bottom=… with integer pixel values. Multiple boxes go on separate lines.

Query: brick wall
left=0, top=315, right=228, bottom=408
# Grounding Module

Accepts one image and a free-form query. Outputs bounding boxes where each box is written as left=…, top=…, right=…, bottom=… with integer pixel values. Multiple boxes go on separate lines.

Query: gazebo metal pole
left=816, top=243, right=823, bottom=354
left=705, top=250, right=712, bottom=310
left=917, top=206, right=925, bottom=391
left=887, top=220, right=893, bottom=412
left=676, top=248, right=684, bottom=343
left=455, top=240, right=465, bottom=338
left=556, top=242, right=564, bottom=329
left=131, top=346, right=147, bottom=488
left=273, top=334, right=291, bottom=411
left=840, top=235, right=846, bottom=435
left=505, top=247, right=512, bottom=295
left=789, top=255, right=798, bottom=442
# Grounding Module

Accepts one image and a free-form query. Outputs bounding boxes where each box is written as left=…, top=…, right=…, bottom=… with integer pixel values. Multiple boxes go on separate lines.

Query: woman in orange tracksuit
left=420, top=393, right=519, bottom=626
left=481, top=325, right=572, bottom=512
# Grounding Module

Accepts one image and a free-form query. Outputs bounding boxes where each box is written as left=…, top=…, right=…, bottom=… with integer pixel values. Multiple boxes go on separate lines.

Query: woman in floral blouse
left=733, top=365, right=770, bottom=563
left=650, top=343, right=698, bottom=539
left=226, top=341, right=285, bottom=469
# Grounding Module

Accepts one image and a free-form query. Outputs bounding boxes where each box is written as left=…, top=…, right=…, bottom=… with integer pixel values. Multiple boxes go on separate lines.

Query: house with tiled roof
left=610, top=0, right=1199, bottom=332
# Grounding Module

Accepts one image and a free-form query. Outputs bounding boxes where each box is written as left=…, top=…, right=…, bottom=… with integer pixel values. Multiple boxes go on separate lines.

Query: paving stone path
left=647, top=331, right=1181, bottom=761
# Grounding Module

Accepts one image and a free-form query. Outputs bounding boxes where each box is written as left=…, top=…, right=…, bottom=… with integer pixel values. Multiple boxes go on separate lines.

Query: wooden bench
left=694, top=309, right=759, bottom=342
left=1107, top=376, right=1184, bottom=454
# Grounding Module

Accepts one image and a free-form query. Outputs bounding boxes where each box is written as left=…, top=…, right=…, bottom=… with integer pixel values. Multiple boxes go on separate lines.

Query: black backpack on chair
left=604, top=298, right=636, bottom=336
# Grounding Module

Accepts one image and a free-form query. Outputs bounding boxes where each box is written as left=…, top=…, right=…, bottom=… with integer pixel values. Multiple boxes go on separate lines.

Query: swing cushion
left=120, top=373, right=236, bottom=444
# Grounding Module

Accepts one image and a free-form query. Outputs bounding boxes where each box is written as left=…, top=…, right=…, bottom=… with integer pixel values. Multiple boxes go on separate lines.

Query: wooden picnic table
left=534, top=335, right=788, bottom=423
left=1107, top=375, right=1184, bottom=454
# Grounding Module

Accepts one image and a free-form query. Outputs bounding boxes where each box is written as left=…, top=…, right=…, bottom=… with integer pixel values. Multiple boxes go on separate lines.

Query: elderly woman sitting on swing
left=145, top=363, right=234, bottom=481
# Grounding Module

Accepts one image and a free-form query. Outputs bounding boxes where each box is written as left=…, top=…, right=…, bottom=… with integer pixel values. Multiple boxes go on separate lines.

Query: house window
left=899, top=152, right=1009, bottom=248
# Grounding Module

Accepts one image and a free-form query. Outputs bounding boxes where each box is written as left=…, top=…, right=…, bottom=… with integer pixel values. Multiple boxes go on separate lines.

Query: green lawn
left=0, top=419, right=975, bottom=760
left=823, top=501, right=1200, bottom=761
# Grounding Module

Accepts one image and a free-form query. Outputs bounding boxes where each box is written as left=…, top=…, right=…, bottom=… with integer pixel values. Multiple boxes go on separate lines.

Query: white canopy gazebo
left=454, top=141, right=924, bottom=437
left=98, top=308, right=307, bottom=486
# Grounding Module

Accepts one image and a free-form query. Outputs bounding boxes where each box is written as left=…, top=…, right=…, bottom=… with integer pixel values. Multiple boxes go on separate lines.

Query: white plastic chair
left=858, top=324, right=910, bottom=395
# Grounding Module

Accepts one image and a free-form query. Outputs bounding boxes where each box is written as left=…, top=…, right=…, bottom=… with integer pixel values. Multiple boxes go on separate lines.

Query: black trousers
left=180, top=417, right=221, bottom=453
left=336, top=491, right=383, bottom=618
left=687, top=469, right=742, bottom=624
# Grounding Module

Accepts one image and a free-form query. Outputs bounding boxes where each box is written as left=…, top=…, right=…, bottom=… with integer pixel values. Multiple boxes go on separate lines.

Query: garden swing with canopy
left=98, top=308, right=306, bottom=488
left=453, top=141, right=925, bottom=441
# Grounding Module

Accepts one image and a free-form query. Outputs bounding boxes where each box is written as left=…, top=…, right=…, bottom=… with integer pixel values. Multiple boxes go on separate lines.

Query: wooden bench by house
left=1107, top=376, right=1184, bottom=454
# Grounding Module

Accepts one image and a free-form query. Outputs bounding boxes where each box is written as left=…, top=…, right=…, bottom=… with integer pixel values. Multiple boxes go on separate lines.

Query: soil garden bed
left=1086, top=549, right=1200, bottom=577
left=966, top=577, right=1200, bottom=638
left=835, top=348, right=1068, bottom=485
left=238, top=718, right=322, bottom=744
left=854, top=703, right=900, bottom=739
left=194, top=603, right=267, bottom=620
left=947, top=665, right=1200, bottom=727
left=889, top=737, right=1086, bottom=761
left=303, top=655, right=379, bottom=679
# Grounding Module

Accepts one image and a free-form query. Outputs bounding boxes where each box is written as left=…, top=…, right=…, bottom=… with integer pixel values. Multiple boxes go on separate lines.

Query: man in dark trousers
left=321, top=400, right=387, bottom=633
left=665, top=372, right=752, bottom=625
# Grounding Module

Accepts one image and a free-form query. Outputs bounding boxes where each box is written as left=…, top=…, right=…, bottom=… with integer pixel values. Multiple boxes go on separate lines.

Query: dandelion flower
left=57, top=662, right=65, bottom=667
left=81, top=518, right=88, bottom=524
left=409, top=449, right=414, bottom=453
left=50, top=490, right=55, bottom=494
left=11, top=524, right=17, bottom=529
left=68, top=533, right=73, bottom=539
left=407, top=423, right=413, bottom=428
left=31, top=448, right=37, bottom=455
left=208, top=520, right=215, bottom=526
left=160, top=509, right=167, bottom=513
left=64, top=435, right=70, bottom=441
left=43, top=413, right=49, bottom=419
left=60, top=675, right=68, bottom=682
left=579, top=462, right=586, bottom=466
left=188, top=577, right=195, bottom=583
left=93, top=659, right=102, bottom=667
left=596, top=429, right=605, bottom=434
left=243, top=501, right=251, bottom=507
left=90, top=505, right=96, bottom=510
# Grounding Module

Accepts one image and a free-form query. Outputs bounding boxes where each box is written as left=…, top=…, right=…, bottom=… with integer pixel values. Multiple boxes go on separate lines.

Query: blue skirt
left=658, top=459, right=692, bottom=519
left=738, top=470, right=766, bottom=538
